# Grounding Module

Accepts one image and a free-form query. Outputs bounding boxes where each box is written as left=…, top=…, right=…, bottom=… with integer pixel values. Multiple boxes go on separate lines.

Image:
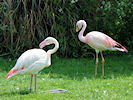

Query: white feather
left=13, top=49, right=49, bottom=75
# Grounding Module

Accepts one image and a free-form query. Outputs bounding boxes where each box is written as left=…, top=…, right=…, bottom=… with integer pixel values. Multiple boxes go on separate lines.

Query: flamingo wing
left=23, top=59, right=49, bottom=74
left=6, top=49, right=48, bottom=79
left=86, top=31, right=128, bottom=52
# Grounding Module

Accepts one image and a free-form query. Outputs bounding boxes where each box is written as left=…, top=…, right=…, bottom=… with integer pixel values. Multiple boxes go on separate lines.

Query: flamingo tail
left=6, top=68, right=18, bottom=79
left=114, top=42, right=128, bottom=53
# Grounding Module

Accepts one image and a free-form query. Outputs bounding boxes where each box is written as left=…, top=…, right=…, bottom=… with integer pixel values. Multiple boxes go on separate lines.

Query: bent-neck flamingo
left=76, top=20, right=128, bottom=77
left=6, top=37, right=59, bottom=91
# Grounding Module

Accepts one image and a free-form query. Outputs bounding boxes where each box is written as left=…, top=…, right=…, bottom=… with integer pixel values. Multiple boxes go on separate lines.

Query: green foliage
left=99, top=0, right=133, bottom=48
left=0, top=0, right=132, bottom=58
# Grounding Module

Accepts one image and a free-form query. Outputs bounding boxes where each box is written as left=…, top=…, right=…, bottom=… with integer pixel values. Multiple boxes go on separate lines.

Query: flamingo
left=6, top=37, right=59, bottom=91
left=76, top=20, right=128, bottom=77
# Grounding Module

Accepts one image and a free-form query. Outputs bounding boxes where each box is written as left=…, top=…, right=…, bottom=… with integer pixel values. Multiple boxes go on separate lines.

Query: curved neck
left=47, top=40, right=59, bottom=56
left=78, top=23, right=86, bottom=43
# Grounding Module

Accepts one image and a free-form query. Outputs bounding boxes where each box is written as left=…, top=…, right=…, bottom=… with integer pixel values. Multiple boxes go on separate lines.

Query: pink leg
left=30, top=74, right=33, bottom=91
left=35, top=74, right=37, bottom=92
left=95, top=52, right=99, bottom=77
left=100, top=52, right=105, bottom=77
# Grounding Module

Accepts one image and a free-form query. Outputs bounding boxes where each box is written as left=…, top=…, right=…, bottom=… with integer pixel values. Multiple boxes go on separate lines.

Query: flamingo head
left=76, top=20, right=87, bottom=32
left=39, top=37, right=58, bottom=49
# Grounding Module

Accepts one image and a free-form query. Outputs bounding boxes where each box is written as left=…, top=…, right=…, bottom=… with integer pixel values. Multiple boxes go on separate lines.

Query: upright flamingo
left=6, top=37, right=59, bottom=91
left=76, top=20, right=128, bottom=77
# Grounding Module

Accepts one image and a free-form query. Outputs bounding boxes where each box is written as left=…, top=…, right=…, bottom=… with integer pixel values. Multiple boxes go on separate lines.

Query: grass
left=0, top=53, right=133, bottom=100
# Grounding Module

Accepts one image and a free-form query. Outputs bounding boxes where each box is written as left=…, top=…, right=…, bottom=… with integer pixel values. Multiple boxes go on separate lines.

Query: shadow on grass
left=0, top=89, right=31, bottom=96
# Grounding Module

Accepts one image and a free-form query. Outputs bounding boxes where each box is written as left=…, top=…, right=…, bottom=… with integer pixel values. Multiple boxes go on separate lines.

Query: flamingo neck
left=47, top=40, right=59, bottom=56
left=47, top=54, right=51, bottom=66
left=78, top=23, right=86, bottom=43
left=47, top=41, right=59, bottom=66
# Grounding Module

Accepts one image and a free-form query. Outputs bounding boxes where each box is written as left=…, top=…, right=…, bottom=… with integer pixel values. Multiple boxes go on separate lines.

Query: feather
left=114, top=42, right=128, bottom=52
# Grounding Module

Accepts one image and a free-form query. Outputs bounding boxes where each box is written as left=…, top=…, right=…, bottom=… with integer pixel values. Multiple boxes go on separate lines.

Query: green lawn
left=0, top=53, right=133, bottom=100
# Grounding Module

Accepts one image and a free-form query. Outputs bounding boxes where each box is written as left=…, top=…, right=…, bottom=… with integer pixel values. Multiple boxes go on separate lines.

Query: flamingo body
left=6, top=37, right=59, bottom=91
left=85, top=31, right=128, bottom=52
left=76, top=20, right=128, bottom=77
left=6, top=49, right=49, bottom=79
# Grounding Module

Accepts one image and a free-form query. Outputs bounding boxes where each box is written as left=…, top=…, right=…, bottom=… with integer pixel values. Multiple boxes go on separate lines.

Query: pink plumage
left=85, top=31, right=128, bottom=52
left=76, top=20, right=128, bottom=77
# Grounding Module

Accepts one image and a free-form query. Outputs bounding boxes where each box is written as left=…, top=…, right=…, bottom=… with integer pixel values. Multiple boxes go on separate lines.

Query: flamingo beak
left=39, top=40, right=46, bottom=49
left=76, top=27, right=79, bottom=32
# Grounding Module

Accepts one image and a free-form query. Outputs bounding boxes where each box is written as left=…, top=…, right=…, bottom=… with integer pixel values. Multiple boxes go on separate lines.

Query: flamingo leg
left=95, top=52, right=99, bottom=77
left=35, top=74, right=37, bottom=92
left=100, top=52, right=105, bottom=77
left=30, top=74, right=33, bottom=91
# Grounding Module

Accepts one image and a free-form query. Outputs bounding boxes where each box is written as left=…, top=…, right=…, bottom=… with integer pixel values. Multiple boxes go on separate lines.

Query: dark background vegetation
left=0, top=0, right=132, bottom=58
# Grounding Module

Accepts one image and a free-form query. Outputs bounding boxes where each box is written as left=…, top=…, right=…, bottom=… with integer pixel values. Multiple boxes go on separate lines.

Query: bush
left=0, top=0, right=132, bottom=58
left=99, top=0, right=133, bottom=48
